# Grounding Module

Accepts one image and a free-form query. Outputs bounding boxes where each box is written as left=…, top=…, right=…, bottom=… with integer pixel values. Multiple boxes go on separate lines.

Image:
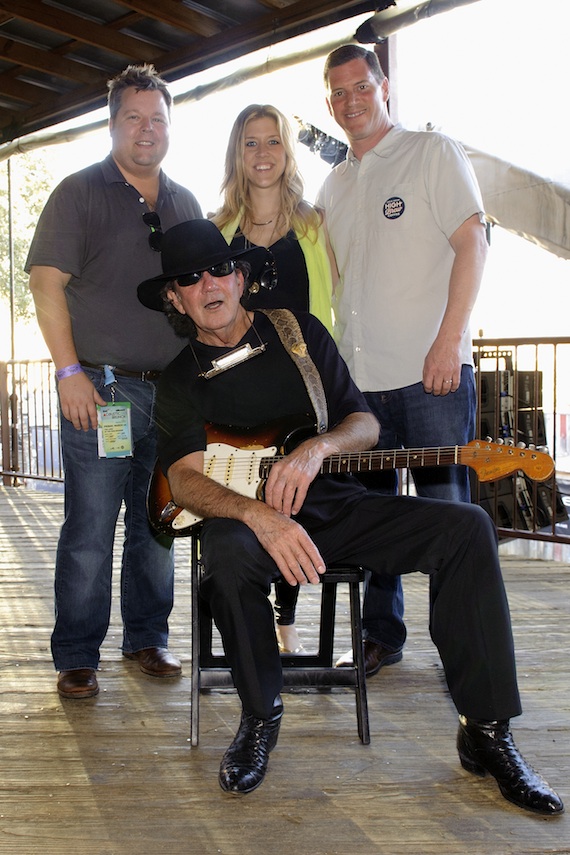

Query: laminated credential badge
left=97, top=402, right=133, bottom=458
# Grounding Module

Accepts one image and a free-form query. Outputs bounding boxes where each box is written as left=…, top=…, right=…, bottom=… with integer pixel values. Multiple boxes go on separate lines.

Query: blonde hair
left=212, top=104, right=321, bottom=240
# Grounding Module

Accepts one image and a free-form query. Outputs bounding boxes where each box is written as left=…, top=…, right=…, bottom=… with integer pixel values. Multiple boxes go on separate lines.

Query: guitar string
left=157, top=442, right=547, bottom=529
left=198, top=444, right=537, bottom=477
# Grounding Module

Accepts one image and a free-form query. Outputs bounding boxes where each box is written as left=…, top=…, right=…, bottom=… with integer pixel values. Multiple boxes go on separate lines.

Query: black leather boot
left=219, top=697, right=283, bottom=794
left=457, top=715, right=564, bottom=815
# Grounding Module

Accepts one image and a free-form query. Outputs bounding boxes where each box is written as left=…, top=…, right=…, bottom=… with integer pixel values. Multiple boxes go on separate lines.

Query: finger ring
left=444, top=379, right=452, bottom=384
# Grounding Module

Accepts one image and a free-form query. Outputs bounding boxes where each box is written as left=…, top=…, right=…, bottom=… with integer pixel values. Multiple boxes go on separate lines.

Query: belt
left=80, top=361, right=162, bottom=382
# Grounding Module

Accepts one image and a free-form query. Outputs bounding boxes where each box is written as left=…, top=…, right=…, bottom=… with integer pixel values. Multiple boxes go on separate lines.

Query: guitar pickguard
left=170, top=442, right=277, bottom=532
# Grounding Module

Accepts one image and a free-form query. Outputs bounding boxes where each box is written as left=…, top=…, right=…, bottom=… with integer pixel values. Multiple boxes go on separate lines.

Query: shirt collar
left=100, top=152, right=175, bottom=194
left=345, top=123, right=404, bottom=167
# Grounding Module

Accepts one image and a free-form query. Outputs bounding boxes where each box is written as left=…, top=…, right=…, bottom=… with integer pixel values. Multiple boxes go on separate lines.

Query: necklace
left=251, top=218, right=273, bottom=226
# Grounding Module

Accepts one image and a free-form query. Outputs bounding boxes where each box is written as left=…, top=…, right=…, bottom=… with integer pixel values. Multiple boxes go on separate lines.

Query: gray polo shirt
left=26, top=154, right=202, bottom=371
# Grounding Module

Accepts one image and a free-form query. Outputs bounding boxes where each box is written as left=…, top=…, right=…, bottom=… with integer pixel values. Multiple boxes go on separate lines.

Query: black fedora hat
left=137, top=219, right=267, bottom=311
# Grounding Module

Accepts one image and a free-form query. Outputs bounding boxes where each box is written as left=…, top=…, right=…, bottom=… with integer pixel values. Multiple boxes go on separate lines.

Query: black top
left=230, top=229, right=310, bottom=313
left=156, top=311, right=372, bottom=530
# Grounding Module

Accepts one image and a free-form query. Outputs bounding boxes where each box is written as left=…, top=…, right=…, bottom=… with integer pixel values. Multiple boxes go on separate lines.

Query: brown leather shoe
left=57, top=668, right=99, bottom=699
left=363, top=640, right=403, bottom=676
left=335, top=640, right=403, bottom=677
left=123, top=647, right=182, bottom=677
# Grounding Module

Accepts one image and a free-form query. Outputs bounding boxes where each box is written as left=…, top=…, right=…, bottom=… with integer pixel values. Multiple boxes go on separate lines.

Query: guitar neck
left=323, top=446, right=462, bottom=475
left=261, top=446, right=463, bottom=477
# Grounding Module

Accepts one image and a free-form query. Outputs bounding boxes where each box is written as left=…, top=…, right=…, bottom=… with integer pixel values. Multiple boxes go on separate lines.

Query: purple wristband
left=55, top=363, right=84, bottom=381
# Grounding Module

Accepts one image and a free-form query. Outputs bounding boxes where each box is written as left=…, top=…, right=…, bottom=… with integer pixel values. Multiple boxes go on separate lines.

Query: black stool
left=190, top=529, right=370, bottom=747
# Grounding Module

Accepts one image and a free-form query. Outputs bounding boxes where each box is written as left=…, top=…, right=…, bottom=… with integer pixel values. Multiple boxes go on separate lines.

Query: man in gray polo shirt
left=26, top=64, right=202, bottom=699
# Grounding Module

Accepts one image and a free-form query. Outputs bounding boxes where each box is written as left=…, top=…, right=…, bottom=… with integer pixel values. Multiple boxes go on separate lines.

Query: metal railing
left=1, top=344, right=570, bottom=544
left=0, top=359, right=63, bottom=488
left=472, top=336, right=570, bottom=544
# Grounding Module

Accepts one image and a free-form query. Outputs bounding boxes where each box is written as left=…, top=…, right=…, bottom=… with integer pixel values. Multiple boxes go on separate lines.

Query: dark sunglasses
left=176, top=260, right=236, bottom=287
left=143, top=211, right=162, bottom=251
left=259, top=254, right=278, bottom=290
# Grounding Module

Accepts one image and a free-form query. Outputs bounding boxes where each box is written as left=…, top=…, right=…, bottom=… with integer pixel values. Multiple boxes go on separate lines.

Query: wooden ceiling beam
left=0, top=37, right=102, bottom=84
left=0, top=68, right=51, bottom=104
left=1, top=76, right=114, bottom=130
left=0, top=0, right=160, bottom=62
left=115, top=0, right=222, bottom=38
left=156, top=0, right=375, bottom=77
left=247, top=0, right=292, bottom=9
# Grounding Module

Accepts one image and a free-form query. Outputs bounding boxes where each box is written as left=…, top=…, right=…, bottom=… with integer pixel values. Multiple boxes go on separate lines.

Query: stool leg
left=318, top=580, right=337, bottom=663
left=190, top=536, right=200, bottom=747
left=349, top=578, right=370, bottom=745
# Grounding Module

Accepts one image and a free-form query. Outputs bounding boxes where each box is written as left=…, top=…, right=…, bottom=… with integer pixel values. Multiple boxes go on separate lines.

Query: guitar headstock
left=462, top=439, right=555, bottom=483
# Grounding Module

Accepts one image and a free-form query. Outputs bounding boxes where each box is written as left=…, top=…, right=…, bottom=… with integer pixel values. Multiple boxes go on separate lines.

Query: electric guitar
left=147, top=415, right=555, bottom=537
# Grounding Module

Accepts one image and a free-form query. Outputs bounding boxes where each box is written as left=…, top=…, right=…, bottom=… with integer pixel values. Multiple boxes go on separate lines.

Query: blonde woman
left=211, top=104, right=337, bottom=653
left=211, top=103, right=335, bottom=331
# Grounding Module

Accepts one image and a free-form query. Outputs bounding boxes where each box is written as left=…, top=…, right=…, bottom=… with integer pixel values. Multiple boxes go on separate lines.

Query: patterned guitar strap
left=260, top=308, right=329, bottom=435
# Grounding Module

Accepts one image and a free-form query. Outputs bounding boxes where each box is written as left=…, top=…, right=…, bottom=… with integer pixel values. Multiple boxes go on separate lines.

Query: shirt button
left=138, top=196, right=145, bottom=203
left=355, top=346, right=361, bottom=353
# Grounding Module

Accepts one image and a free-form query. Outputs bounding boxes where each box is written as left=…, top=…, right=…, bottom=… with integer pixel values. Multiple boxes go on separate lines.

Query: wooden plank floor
left=1, top=486, right=569, bottom=855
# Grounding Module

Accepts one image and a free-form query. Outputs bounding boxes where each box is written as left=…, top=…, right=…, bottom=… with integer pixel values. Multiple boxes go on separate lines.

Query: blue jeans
left=51, top=368, right=174, bottom=671
left=361, top=365, right=477, bottom=650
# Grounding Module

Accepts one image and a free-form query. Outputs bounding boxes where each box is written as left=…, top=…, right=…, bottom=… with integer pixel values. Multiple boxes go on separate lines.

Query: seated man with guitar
left=137, top=219, right=563, bottom=812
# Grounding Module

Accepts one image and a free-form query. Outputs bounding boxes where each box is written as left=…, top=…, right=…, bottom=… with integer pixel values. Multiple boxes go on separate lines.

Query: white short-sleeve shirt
left=316, top=124, right=484, bottom=391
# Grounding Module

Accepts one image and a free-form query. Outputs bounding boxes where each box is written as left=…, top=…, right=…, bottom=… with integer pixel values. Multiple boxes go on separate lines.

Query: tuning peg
left=528, top=443, right=536, bottom=450
left=537, top=445, right=549, bottom=454
left=505, top=438, right=515, bottom=446
left=516, top=441, right=526, bottom=449
left=485, top=436, right=493, bottom=442
left=495, top=437, right=504, bottom=445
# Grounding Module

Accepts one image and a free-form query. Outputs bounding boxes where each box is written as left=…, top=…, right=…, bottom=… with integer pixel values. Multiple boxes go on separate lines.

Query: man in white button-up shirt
left=317, top=45, right=488, bottom=676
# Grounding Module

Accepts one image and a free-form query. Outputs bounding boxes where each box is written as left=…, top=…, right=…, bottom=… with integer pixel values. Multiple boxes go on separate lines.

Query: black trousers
left=199, top=494, right=522, bottom=722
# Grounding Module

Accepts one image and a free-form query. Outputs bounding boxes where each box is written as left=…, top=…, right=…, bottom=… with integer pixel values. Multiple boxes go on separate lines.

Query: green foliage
left=0, top=152, right=54, bottom=319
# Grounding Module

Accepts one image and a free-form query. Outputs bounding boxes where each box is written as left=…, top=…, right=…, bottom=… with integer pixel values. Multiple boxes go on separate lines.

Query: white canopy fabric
left=465, top=146, right=570, bottom=261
